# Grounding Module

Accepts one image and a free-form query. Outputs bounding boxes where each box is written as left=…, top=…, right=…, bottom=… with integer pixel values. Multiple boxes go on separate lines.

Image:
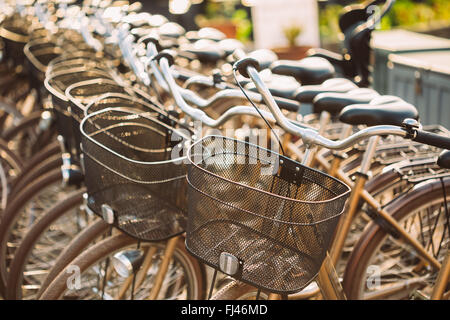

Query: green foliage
left=283, top=24, right=303, bottom=47
left=319, top=0, right=450, bottom=44
left=195, top=0, right=252, bottom=43
left=232, top=9, right=252, bottom=43
left=319, top=4, right=343, bottom=44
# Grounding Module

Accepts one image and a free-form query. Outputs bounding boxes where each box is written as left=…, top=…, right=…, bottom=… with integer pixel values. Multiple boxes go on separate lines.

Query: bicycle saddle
left=123, top=12, right=153, bottom=27
left=148, top=15, right=168, bottom=28
left=219, top=38, right=245, bottom=56
left=245, top=73, right=300, bottom=100
left=294, top=78, right=358, bottom=103
left=185, top=27, right=226, bottom=42
left=158, top=22, right=186, bottom=39
left=270, top=57, right=335, bottom=85
left=437, top=150, right=450, bottom=169
left=248, top=49, right=278, bottom=70
left=339, top=95, right=419, bottom=126
left=312, top=88, right=380, bottom=115
left=180, top=39, right=225, bottom=63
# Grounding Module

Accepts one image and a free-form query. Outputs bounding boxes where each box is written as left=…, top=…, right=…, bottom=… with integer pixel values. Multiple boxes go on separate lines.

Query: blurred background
left=137, top=0, right=450, bottom=126
left=140, top=0, right=450, bottom=53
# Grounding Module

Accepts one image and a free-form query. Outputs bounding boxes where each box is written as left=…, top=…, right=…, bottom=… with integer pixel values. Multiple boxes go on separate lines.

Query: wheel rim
left=355, top=197, right=449, bottom=299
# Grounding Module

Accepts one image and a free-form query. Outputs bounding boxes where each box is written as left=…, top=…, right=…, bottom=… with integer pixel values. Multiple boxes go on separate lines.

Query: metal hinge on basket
left=219, top=252, right=243, bottom=277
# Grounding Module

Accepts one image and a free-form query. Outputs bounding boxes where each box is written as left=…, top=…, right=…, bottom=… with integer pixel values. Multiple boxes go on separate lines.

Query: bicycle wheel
left=2, top=111, right=56, bottom=161
left=0, top=138, right=24, bottom=209
left=6, top=189, right=89, bottom=299
left=36, top=218, right=109, bottom=299
left=9, top=153, right=62, bottom=201
left=0, top=168, right=72, bottom=294
left=39, top=234, right=206, bottom=300
left=343, top=177, right=450, bottom=299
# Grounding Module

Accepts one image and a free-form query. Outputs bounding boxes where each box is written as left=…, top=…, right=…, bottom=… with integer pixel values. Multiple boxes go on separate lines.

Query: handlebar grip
left=141, top=35, right=162, bottom=51
left=234, top=57, right=260, bottom=79
left=412, top=129, right=450, bottom=150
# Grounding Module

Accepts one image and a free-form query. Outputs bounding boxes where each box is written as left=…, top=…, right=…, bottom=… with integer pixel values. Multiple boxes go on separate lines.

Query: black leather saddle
left=148, top=15, right=168, bottom=28
left=294, top=78, right=358, bottom=103
left=339, top=95, right=419, bottom=126
left=437, top=150, right=450, bottom=169
left=158, top=22, right=186, bottom=39
left=248, top=49, right=279, bottom=70
left=180, top=39, right=225, bottom=63
left=244, top=72, right=300, bottom=100
left=270, top=57, right=335, bottom=85
left=219, top=39, right=245, bottom=56
left=313, top=88, right=380, bottom=115
left=185, top=27, right=227, bottom=42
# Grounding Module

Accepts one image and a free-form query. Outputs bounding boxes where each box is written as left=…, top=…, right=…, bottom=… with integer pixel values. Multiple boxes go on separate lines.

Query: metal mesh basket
left=80, top=108, right=191, bottom=241
left=46, top=52, right=107, bottom=77
left=65, top=79, right=129, bottom=161
left=0, top=14, right=30, bottom=65
left=69, top=87, right=171, bottom=160
left=186, top=136, right=351, bottom=294
left=24, top=40, right=62, bottom=81
left=44, top=67, right=113, bottom=153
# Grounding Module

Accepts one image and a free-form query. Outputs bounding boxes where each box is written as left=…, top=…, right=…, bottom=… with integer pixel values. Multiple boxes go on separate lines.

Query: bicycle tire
left=343, top=177, right=450, bottom=299
left=0, top=168, right=62, bottom=295
left=21, top=140, right=60, bottom=169
left=9, top=153, right=62, bottom=200
left=36, top=218, right=108, bottom=299
left=1, top=111, right=41, bottom=142
left=6, top=188, right=85, bottom=299
left=0, top=138, right=24, bottom=172
left=39, top=234, right=206, bottom=300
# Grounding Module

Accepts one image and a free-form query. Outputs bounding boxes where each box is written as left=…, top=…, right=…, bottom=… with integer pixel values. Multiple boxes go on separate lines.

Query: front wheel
left=343, top=177, right=450, bottom=300
left=39, top=234, right=206, bottom=300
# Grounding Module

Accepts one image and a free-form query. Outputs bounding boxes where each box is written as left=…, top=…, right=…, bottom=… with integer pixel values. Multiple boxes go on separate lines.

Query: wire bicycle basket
left=44, top=66, right=114, bottom=153
left=80, top=107, right=191, bottom=241
left=185, top=135, right=351, bottom=294
left=68, top=86, right=173, bottom=162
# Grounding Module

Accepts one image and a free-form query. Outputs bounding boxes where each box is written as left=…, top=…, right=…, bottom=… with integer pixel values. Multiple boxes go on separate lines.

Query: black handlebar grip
left=234, top=57, right=260, bottom=79
left=153, top=49, right=176, bottom=66
left=413, top=129, right=450, bottom=150
left=141, top=35, right=162, bottom=51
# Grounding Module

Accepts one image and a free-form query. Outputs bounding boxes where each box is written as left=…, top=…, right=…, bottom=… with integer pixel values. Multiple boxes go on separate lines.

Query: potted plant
left=272, top=24, right=312, bottom=60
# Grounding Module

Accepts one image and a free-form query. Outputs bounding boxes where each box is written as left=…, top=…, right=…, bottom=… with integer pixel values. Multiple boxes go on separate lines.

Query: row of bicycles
left=0, top=0, right=449, bottom=300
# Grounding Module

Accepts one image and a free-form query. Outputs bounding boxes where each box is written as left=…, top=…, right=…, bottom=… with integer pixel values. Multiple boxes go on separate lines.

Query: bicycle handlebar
left=413, top=129, right=450, bottom=150
left=234, top=51, right=450, bottom=151
left=146, top=44, right=301, bottom=112
left=158, top=56, right=310, bottom=130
